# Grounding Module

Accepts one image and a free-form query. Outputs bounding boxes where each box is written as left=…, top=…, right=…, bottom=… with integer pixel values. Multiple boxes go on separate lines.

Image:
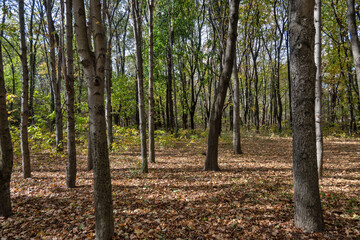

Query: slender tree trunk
left=314, top=0, right=323, bottom=179
left=45, top=0, right=63, bottom=152
left=65, top=0, right=76, bottom=188
left=289, top=0, right=324, bottom=232
left=232, top=52, right=242, bottom=154
left=73, top=0, right=114, bottom=237
left=19, top=0, right=31, bottom=178
left=29, top=0, right=37, bottom=123
left=131, top=0, right=148, bottom=173
left=347, top=0, right=360, bottom=95
left=148, top=0, right=155, bottom=163
left=104, top=0, right=113, bottom=150
left=166, top=8, right=174, bottom=130
left=0, top=35, right=13, bottom=218
left=104, top=41, right=113, bottom=150
left=205, top=0, right=240, bottom=171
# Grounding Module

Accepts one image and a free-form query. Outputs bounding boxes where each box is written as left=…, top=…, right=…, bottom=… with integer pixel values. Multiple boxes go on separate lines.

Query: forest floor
left=1, top=132, right=360, bottom=239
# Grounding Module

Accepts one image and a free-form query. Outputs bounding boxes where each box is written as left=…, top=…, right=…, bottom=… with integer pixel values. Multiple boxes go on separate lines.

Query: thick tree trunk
left=232, top=52, right=242, bottom=154
left=131, top=0, right=148, bottom=173
left=347, top=0, right=360, bottom=95
left=289, top=0, right=324, bottom=232
left=148, top=0, right=155, bottom=163
left=19, top=0, right=31, bottom=178
left=205, top=0, right=240, bottom=171
left=65, top=0, right=76, bottom=188
left=314, top=0, right=323, bottom=179
left=0, top=38, right=13, bottom=218
left=73, top=0, right=114, bottom=237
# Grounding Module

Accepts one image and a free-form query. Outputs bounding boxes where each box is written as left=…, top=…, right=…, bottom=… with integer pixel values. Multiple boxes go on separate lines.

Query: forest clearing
left=1, top=131, right=359, bottom=239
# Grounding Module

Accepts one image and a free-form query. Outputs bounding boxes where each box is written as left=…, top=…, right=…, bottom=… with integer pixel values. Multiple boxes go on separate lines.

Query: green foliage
left=111, top=126, right=141, bottom=152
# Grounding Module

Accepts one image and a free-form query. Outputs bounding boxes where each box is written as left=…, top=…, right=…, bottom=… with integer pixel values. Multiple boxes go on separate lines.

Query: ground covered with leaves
left=1, top=131, right=359, bottom=239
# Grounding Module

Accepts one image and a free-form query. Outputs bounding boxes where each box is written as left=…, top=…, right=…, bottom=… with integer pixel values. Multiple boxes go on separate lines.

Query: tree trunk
left=104, top=0, right=113, bottom=150
left=347, top=0, right=360, bottom=95
left=45, top=0, right=63, bottom=152
left=0, top=36, right=13, bottom=218
left=73, top=0, right=114, bottom=237
left=148, top=0, right=155, bottom=163
left=19, top=0, right=31, bottom=178
left=131, top=0, right=148, bottom=173
left=205, top=0, right=240, bottom=171
left=65, top=0, right=76, bottom=188
left=232, top=52, right=242, bottom=154
left=29, top=0, right=37, bottom=123
left=289, top=0, right=324, bottom=232
left=166, top=8, right=174, bottom=130
left=314, top=0, right=323, bottom=179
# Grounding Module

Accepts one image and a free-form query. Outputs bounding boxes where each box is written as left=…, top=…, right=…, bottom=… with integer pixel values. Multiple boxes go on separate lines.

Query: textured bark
left=73, top=0, right=114, bottom=237
left=65, top=0, right=77, bottom=188
left=232, top=52, right=242, bottom=154
left=0, top=38, right=13, bottom=218
left=314, top=0, right=323, bottom=179
left=148, top=0, right=155, bottom=163
left=19, top=0, right=31, bottom=178
left=45, top=0, right=63, bottom=152
left=289, top=0, right=324, bottom=232
left=347, top=0, right=360, bottom=95
left=131, top=0, right=148, bottom=173
left=205, top=0, right=240, bottom=171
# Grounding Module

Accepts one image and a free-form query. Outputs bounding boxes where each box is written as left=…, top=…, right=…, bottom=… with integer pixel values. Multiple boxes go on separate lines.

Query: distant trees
left=1, top=0, right=360, bottom=233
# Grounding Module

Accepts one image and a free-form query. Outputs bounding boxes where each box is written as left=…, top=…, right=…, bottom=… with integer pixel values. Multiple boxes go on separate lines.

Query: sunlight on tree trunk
left=19, top=0, right=31, bottom=178
left=314, top=0, right=323, bottom=179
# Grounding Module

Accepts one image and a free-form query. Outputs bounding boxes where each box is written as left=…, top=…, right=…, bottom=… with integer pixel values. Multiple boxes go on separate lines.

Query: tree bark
left=104, top=0, right=113, bottom=150
left=347, top=0, right=360, bottom=95
left=73, top=0, right=114, bottom=237
left=131, top=0, right=148, bottom=173
left=19, top=0, right=31, bottom=178
left=65, top=0, right=77, bottom=188
left=205, top=0, right=240, bottom=171
left=148, top=0, right=155, bottom=163
left=289, top=0, right=324, bottom=232
left=232, top=52, right=242, bottom=154
left=0, top=36, right=13, bottom=218
left=314, top=0, right=323, bottom=179
left=45, top=0, right=63, bottom=152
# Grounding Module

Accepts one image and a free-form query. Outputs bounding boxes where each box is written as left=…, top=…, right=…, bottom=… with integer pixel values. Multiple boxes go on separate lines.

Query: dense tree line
left=1, top=0, right=359, bottom=237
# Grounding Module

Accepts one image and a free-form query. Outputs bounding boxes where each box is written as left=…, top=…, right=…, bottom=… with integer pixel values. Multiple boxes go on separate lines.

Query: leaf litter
left=1, top=135, right=359, bottom=239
